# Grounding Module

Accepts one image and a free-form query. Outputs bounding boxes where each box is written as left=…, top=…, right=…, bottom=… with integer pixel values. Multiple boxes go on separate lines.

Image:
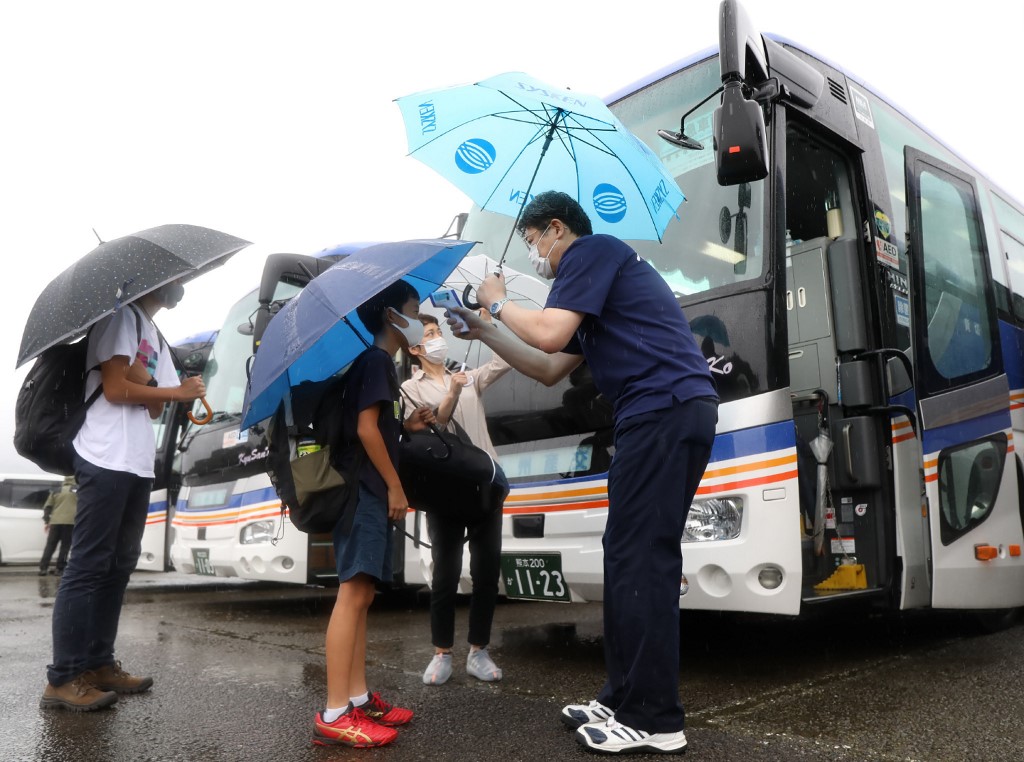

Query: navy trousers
left=596, top=397, right=717, bottom=733
left=47, top=455, right=151, bottom=686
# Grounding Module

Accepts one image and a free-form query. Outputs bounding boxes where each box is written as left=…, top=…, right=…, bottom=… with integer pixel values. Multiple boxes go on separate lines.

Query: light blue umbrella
left=395, top=71, right=685, bottom=261
left=240, top=238, right=476, bottom=429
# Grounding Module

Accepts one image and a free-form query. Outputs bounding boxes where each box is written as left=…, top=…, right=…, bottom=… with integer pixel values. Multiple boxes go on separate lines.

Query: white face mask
left=388, top=309, right=424, bottom=348
left=527, top=224, right=556, bottom=280
left=422, top=337, right=448, bottom=366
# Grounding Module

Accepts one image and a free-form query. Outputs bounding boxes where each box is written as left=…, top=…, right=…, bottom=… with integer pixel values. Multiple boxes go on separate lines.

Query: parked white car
left=0, top=474, right=62, bottom=564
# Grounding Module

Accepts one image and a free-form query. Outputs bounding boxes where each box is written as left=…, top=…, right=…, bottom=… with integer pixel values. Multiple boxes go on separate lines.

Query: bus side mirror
left=713, top=82, right=768, bottom=186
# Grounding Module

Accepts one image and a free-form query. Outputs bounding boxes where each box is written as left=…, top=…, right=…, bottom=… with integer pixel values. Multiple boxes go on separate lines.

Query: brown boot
left=40, top=677, right=118, bottom=712
left=82, top=661, right=154, bottom=694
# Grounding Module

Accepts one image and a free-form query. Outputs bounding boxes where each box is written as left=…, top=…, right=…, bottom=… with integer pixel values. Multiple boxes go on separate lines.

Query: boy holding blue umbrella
left=313, top=279, right=435, bottom=748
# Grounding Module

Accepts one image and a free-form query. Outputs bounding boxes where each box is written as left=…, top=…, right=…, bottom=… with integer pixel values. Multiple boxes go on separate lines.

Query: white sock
left=323, top=704, right=349, bottom=723
left=350, top=691, right=369, bottom=707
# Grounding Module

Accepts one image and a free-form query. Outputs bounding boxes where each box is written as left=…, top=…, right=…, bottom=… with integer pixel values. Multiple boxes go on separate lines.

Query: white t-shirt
left=73, top=306, right=180, bottom=477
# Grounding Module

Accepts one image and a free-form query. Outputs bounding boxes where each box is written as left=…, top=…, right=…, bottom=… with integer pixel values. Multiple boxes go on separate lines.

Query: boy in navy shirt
left=313, top=279, right=434, bottom=748
left=457, top=191, right=718, bottom=756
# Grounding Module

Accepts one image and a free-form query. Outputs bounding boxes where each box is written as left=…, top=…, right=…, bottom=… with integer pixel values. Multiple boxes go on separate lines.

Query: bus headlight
left=683, top=498, right=743, bottom=542
left=240, top=520, right=276, bottom=545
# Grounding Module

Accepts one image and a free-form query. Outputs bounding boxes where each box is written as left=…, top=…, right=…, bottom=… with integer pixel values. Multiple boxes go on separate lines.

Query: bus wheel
left=973, top=607, right=1020, bottom=633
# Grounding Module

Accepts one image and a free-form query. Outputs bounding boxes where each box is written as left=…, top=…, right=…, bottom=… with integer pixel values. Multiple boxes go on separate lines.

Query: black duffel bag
left=398, top=424, right=508, bottom=526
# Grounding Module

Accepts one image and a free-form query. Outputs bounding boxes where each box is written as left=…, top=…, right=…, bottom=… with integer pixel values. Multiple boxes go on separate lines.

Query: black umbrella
left=17, top=224, right=251, bottom=368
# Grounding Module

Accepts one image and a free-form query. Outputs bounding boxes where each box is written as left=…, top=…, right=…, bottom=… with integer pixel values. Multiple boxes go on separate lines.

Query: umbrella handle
left=188, top=396, right=214, bottom=425
left=462, top=284, right=480, bottom=310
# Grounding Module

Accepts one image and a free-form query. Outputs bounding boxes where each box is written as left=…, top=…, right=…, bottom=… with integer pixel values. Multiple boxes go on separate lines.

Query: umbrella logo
left=455, top=139, right=496, bottom=174
left=593, top=183, right=627, bottom=224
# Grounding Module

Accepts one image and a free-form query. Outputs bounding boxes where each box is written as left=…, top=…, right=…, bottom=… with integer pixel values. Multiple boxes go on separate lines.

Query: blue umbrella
left=240, top=238, right=476, bottom=429
left=395, top=71, right=686, bottom=261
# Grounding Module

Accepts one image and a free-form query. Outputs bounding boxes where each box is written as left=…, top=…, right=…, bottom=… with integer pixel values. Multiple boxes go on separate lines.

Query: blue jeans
left=47, top=455, right=151, bottom=686
left=597, top=397, right=717, bottom=733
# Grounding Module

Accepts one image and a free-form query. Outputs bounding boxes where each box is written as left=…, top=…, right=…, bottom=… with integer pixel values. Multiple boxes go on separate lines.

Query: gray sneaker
left=466, top=648, right=502, bottom=682
left=423, top=653, right=453, bottom=685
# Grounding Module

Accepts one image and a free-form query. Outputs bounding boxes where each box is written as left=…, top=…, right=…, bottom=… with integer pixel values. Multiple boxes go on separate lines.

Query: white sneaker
left=576, top=717, right=688, bottom=754
left=422, top=653, right=452, bottom=685
left=466, top=648, right=502, bottom=682
left=560, top=699, right=614, bottom=729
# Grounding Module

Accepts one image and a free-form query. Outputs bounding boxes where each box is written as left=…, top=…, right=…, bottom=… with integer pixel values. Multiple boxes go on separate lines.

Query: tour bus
left=451, top=0, right=1024, bottom=617
left=171, top=0, right=1024, bottom=622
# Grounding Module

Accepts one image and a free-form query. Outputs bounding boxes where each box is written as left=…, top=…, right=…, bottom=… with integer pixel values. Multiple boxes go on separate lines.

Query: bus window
left=938, top=435, right=1007, bottom=545
left=918, top=169, right=994, bottom=382
left=611, top=56, right=766, bottom=295
left=992, top=193, right=1024, bottom=319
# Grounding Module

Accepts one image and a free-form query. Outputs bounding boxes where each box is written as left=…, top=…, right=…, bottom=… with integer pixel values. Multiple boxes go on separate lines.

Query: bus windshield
left=199, top=283, right=301, bottom=418
left=463, top=55, right=766, bottom=298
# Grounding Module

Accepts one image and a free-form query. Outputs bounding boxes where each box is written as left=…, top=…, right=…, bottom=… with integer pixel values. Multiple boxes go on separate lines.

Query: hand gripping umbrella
left=18, top=224, right=251, bottom=423
left=395, top=71, right=686, bottom=265
left=240, top=238, right=476, bottom=430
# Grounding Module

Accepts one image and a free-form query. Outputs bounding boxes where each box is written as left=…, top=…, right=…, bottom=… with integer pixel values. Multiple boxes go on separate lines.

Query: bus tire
left=973, top=607, right=1020, bottom=633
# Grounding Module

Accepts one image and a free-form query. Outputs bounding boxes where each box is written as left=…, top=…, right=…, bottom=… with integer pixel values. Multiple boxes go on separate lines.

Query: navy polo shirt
left=546, top=234, right=717, bottom=424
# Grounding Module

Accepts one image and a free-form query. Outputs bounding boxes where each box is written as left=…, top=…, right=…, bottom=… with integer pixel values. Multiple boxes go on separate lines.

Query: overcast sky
left=2, top=0, right=1022, bottom=473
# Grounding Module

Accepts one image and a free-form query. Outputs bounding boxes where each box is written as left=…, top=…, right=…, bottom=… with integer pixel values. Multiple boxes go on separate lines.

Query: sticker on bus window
left=831, top=537, right=856, bottom=554
left=875, top=237, right=900, bottom=269
left=849, top=86, right=874, bottom=129
left=894, top=294, right=911, bottom=327
left=874, top=210, right=891, bottom=239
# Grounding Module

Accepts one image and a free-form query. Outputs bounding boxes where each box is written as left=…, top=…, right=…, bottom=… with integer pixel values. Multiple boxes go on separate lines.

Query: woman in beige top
left=401, top=313, right=510, bottom=686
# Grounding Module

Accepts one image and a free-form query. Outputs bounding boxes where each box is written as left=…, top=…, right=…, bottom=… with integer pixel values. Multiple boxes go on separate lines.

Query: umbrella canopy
left=423, top=252, right=547, bottom=372
left=18, top=224, right=251, bottom=368
left=436, top=253, right=547, bottom=313
left=240, top=238, right=477, bottom=429
left=395, top=71, right=686, bottom=253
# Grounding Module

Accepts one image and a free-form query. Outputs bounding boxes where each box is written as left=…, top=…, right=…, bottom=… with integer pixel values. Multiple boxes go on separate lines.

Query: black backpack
left=14, top=307, right=144, bottom=476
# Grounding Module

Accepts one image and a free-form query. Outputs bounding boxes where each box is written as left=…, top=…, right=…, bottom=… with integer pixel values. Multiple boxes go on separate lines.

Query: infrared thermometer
left=429, top=288, right=468, bottom=334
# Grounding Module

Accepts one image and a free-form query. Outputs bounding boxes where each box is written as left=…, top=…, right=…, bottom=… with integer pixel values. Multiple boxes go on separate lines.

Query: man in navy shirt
left=455, top=191, right=718, bottom=756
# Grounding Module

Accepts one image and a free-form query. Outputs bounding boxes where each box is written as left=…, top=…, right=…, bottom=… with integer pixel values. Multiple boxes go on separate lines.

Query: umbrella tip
left=92, top=227, right=105, bottom=244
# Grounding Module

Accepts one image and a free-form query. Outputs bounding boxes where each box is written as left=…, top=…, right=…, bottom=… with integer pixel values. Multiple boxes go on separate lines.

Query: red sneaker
left=312, top=707, right=398, bottom=748
left=362, top=691, right=413, bottom=726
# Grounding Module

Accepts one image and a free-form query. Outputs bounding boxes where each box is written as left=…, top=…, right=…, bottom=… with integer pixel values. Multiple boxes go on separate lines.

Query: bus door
left=905, top=148, right=1024, bottom=609
left=783, top=118, right=899, bottom=604
left=144, top=401, right=187, bottom=571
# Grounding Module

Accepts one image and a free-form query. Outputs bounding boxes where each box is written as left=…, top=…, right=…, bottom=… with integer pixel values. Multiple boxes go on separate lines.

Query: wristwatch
left=489, top=298, right=510, bottom=320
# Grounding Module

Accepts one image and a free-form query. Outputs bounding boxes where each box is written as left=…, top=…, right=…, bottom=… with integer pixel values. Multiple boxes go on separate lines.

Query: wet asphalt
left=2, top=568, right=1024, bottom=762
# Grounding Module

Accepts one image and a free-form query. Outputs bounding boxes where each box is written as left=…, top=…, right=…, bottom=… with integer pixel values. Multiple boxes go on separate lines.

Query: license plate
left=500, top=552, right=570, bottom=602
left=191, top=548, right=216, bottom=576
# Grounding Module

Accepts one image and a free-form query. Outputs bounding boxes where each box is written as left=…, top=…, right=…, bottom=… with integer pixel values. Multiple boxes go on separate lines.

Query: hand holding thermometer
left=429, top=288, right=468, bottom=334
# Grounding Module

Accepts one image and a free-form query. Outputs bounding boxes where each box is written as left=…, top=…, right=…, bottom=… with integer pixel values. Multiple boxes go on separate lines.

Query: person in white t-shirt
left=41, top=280, right=206, bottom=713
left=401, top=313, right=511, bottom=687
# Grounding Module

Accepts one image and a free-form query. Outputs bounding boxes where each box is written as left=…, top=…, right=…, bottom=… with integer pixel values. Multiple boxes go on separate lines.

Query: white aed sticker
left=875, top=237, right=900, bottom=269
left=825, top=506, right=837, bottom=529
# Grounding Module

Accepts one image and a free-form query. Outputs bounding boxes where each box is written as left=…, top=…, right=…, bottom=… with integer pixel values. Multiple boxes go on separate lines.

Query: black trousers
left=427, top=504, right=503, bottom=649
left=40, top=524, right=73, bottom=572
left=596, top=397, right=717, bottom=734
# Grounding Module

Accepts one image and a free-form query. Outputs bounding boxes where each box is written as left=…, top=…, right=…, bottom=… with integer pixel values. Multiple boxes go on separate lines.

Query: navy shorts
left=333, top=484, right=394, bottom=583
